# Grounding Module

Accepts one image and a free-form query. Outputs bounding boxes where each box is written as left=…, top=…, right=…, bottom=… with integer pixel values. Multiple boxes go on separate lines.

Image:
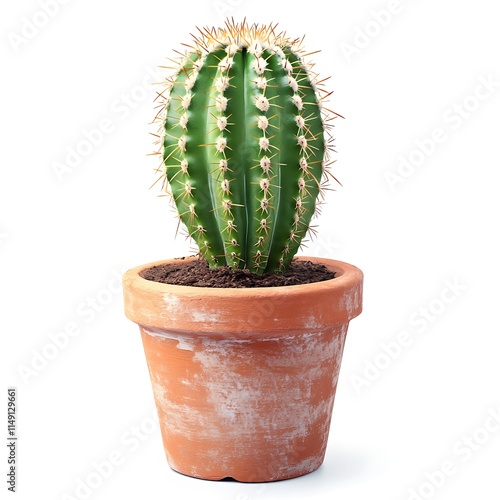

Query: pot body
left=123, top=257, right=363, bottom=482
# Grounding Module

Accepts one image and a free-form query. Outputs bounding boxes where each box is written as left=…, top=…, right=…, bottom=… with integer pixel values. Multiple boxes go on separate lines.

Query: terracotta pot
left=123, top=256, right=363, bottom=482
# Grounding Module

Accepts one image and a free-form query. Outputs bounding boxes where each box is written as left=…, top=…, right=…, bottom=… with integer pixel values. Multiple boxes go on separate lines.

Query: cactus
left=153, top=20, right=337, bottom=274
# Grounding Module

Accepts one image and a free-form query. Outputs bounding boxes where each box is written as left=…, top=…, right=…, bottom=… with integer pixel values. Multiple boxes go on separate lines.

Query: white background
left=2, top=0, right=499, bottom=499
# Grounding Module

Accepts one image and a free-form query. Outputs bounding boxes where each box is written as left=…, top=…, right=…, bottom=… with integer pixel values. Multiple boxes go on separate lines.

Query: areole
left=123, top=256, right=363, bottom=482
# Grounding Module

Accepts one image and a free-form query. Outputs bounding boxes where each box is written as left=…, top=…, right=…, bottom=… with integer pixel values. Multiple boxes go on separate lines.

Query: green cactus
left=154, top=20, right=337, bottom=274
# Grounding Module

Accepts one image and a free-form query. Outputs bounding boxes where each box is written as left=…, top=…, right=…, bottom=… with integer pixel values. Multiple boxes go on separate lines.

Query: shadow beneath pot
left=170, top=447, right=376, bottom=488
left=248, top=448, right=379, bottom=497
left=322, top=447, right=374, bottom=482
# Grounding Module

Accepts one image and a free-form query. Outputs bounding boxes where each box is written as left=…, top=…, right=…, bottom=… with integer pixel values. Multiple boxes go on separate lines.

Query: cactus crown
left=153, top=20, right=337, bottom=274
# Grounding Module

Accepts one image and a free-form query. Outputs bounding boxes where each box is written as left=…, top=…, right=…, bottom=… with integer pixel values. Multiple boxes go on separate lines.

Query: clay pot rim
left=125, top=255, right=360, bottom=296
left=123, top=256, right=363, bottom=335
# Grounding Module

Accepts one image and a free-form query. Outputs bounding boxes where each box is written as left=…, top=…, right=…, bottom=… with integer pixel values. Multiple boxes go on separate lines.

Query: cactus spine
left=154, top=21, right=336, bottom=274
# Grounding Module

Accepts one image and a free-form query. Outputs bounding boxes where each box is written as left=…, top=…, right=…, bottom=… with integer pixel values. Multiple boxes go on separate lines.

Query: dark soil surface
left=141, top=258, right=335, bottom=288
